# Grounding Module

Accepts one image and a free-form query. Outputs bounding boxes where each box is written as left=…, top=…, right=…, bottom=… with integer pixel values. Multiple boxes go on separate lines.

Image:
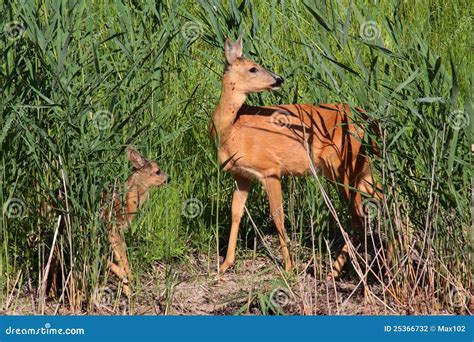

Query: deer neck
left=123, top=177, right=149, bottom=224
left=211, top=76, right=246, bottom=143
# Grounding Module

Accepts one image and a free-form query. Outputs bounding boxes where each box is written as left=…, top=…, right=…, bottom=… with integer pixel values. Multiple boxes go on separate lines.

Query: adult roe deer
left=209, top=36, right=382, bottom=278
left=105, top=146, right=168, bottom=295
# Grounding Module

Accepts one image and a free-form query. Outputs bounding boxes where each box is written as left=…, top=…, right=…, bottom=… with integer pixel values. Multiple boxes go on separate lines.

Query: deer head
left=223, top=36, right=284, bottom=94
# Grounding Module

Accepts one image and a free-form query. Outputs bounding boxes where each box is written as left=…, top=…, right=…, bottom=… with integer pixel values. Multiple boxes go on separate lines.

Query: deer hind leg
left=351, top=169, right=396, bottom=274
left=327, top=197, right=353, bottom=279
left=108, top=227, right=132, bottom=296
left=263, top=176, right=292, bottom=272
left=329, top=166, right=383, bottom=279
left=220, top=175, right=250, bottom=274
left=328, top=186, right=365, bottom=279
left=329, top=243, right=350, bottom=280
left=334, top=163, right=387, bottom=280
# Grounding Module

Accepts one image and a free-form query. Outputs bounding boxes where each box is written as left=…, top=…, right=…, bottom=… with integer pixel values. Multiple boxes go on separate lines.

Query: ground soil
left=1, top=237, right=467, bottom=316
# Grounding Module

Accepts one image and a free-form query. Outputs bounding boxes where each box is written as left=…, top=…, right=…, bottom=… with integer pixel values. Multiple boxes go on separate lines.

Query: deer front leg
left=108, top=227, right=132, bottom=296
left=220, top=175, right=250, bottom=274
left=262, top=176, right=292, bottom=272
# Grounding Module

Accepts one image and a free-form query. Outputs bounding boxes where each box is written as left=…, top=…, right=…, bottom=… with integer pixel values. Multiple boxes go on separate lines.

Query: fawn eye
left=249, top=67, right=258, bottom=73
left=155, top=170, right=161, bottom=175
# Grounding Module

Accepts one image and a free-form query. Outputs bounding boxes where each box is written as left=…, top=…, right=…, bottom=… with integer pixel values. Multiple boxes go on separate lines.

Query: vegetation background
left=0, top=0, right=471, bottom=314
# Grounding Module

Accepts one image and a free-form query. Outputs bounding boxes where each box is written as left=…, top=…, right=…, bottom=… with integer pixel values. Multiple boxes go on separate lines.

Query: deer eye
left=155, top=170, right=161, bottom=175
left=249, top=67, right=258, bottom=73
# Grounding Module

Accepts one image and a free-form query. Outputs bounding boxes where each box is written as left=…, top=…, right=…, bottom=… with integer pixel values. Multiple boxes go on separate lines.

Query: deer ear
left=235, top=35, right=243, bottom=56
left=126, top=146, right=146, bottom=169
left=224, top=36, right=243, bottom=65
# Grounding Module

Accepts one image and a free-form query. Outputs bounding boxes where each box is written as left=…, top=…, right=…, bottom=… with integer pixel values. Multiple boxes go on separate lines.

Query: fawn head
left=224, top=36, right=283, bottom=94
left=126, top=146, right=168, bottom=189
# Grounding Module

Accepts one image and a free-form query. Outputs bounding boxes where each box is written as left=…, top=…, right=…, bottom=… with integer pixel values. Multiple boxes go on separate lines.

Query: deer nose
left=274, top=76, right=284, bottom=86
left=269, top=71, right=284, bottom=87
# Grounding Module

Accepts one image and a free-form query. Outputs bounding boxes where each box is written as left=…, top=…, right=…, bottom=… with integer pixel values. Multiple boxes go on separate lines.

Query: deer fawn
left=210, top=36, right=382, bottom=277
left=105, top=146, right=168, bottom=296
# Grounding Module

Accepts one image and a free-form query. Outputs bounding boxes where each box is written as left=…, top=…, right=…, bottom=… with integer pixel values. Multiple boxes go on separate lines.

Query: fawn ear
left=225, top=35, right=243, bottom=65
left=126, top=146, right=146, bottom=169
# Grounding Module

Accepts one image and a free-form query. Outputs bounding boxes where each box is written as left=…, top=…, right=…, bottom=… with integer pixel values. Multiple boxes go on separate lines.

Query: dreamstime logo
left=91, top=110, right=114, bottom=130
left=270, top=287, right=292, bottom=309
left=447, top=288, right=469, bottom=309
left=182, top=198, right=203, bottom=218
left=3, top=198, right=25, bottom=218
left=5, top=322, right=86, bottom=335
left=92, top=286, right=114, bottom=308
left=359, top=21, right=381, bottom=41
left=439, top=16, right=472, bottom=51
left=360, top=198, right=381, bottom=220
left=448, top=110, right=470, bottom=130
left=181, top=21, right=204, bottom=41
left=270, top=110, right=291, bottom=130
left=3, top=21, right=26, bottom=41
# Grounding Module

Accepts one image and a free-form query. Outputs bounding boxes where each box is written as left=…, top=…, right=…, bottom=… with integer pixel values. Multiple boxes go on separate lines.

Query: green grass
left=0, top=0, right=471, bottom=314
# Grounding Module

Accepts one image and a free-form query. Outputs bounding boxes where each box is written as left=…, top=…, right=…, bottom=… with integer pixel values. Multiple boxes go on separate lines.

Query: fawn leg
left=108, top=227, right=131, bottom=295
left=220, top=175, right=250, bottom=274
left=108, top=228, right=130, bottom=274
left=107, top=261, right=131, bottom=297
left=262, top=176, right=292, bottom=272
left=108, top=261, right=127, bottom=279
left=118, top=233, right=132, bottom=279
